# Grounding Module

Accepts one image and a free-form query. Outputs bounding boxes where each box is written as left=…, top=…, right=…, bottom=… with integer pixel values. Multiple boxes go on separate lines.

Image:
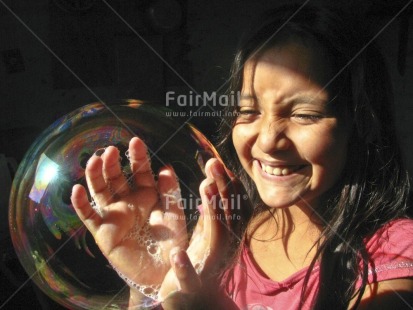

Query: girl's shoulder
left=365, top=218, right=413, bottom=248
left=361, top=218, right=413, bottom=285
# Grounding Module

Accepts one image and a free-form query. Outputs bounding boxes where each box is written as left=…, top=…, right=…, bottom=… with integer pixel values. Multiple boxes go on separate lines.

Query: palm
left=98, top=195, right=188, bottom=293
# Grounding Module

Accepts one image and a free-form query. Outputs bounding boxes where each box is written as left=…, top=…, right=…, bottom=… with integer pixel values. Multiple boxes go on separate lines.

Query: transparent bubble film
left=9, top=101, right=217, bottom=309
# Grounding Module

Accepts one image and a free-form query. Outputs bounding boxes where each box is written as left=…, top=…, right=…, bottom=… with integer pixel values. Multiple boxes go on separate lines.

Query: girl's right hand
left=71, top=137, right=192, bottom=305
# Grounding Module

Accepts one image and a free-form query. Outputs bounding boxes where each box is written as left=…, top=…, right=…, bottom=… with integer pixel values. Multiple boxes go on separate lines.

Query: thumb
left=170, top=247, right=201, bottom=294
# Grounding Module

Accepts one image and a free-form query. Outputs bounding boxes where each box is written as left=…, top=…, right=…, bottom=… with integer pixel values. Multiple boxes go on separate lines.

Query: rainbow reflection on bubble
left=9, top=101, right=217, bottom=309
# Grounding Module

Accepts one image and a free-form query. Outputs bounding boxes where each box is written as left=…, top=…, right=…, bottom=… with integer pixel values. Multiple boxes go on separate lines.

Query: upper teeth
left=262, top=163, right=292, bottom=176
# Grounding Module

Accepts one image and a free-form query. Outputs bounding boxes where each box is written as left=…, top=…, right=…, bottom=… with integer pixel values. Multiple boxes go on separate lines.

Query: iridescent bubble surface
left=9, top=101, right=217, bottom=309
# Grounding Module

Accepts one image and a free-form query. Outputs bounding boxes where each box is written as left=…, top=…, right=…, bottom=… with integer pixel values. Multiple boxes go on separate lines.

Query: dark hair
left=217, top=4, right=411, bottom=309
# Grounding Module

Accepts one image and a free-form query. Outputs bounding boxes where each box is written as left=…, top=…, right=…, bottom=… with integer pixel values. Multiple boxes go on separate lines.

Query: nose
left=257, top=117, right=291, bottom=153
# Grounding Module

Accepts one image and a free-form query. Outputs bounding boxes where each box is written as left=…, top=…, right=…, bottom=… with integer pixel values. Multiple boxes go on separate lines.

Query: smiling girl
left=216, top=4, right=413, bottom=309
left=71, top=4, right=413, bottom=310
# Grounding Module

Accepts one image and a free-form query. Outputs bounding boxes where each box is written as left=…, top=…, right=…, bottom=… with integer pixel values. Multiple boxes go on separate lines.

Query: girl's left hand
left=158, top=158, right=252, bottom=309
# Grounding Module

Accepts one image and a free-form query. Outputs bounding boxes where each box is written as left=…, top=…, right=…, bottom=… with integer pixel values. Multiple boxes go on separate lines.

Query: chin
left=259, top=192, right=304, bottom=209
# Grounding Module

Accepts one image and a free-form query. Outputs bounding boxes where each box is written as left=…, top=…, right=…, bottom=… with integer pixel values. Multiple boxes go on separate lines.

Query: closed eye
left=238, top=108, right=259, bottom=115
left=236, top=107, right=260, bottom=122
left=292, top=114, right=323, bottom=124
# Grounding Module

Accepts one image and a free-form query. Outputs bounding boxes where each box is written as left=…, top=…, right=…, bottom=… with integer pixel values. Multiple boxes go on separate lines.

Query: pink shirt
left=220, top=219, right=413, bottom=310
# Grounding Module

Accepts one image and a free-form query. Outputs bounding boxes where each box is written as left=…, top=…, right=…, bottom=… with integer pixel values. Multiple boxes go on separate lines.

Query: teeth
left=282, top=168, right=290, bottom=176
left=261, top=163, right=296, bottom=176
left=273, top=167, right=282, bottom=175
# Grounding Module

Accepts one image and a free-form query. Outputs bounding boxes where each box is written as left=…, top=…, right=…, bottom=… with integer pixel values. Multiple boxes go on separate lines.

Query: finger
left=101, top=146, right=130, bottom=197
left=85, top=155, right=114, bottom=207
left=206, top=159, right=230, bottom=210
left=204, top=158, right=215, bottom=179
left=170, top=248, right=201, bottom=294
left=151, top=167, right=188, bottom=250
left=148, top=167, right=173, bottom=226
left=197, top=178, right=228, bottom=259
left=128, top=137, right=156, bottom=188
left=185, top=178, right=227, bottom=276
left=205, top=157, right=235, bottom=180
left=206, top=159, right=228, bottom=191
left=71, top=184, right=102, bottom=235
left=158, top=167, right=185, bottom=222
left=206, top=159, right=249, bottom=230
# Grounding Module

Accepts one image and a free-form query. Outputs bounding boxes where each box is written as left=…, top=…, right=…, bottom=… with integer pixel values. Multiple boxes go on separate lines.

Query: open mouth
left=260, top=162, right=307, bottom=176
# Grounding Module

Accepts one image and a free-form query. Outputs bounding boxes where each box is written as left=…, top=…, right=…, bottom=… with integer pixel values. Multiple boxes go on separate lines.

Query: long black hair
left=217, top=4, right=411, bottom=309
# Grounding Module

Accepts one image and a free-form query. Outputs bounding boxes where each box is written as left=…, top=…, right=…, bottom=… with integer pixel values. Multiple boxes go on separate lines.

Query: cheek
left=301, top=127, right=348, bottom=183
left=298, top=121, right=347, bottom=158
left=232, top=126, right=252, bottom=165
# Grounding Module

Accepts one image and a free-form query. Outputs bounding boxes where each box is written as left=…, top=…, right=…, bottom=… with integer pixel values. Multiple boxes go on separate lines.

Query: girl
left=71, top=4, right=413, bottom=309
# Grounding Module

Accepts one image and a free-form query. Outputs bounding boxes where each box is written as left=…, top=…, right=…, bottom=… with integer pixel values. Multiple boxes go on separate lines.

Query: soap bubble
left=9, top=100, right=218, bottom=309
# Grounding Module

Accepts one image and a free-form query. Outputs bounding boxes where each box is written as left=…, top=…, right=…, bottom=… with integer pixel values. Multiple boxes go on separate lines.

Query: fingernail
left=205, top=182, right=217, bottom=200
left=94, top=148, right=105, bottom=157
left=211, top=161, right=224, bottom=177
left=165, top=164, right=178, bottom=180
left=173, top=249, right=189, bottom=269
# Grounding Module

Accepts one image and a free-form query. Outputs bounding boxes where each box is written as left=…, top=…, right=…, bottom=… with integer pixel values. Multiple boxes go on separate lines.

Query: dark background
left=1, top=0, right=412, bottom=308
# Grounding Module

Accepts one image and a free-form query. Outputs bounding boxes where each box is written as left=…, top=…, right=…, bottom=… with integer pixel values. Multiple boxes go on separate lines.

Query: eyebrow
left=288, top=95, right=326, bottom=106
left=239, top=92, right=326, bottom=106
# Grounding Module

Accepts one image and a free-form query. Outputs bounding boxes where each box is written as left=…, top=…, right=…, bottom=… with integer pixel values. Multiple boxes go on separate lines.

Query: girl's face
left=232, top=42, right=349, bottom=210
